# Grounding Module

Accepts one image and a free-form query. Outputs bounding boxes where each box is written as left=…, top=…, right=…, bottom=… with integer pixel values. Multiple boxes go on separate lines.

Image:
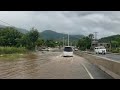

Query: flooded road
left=0, top=51, right=113, bottom=79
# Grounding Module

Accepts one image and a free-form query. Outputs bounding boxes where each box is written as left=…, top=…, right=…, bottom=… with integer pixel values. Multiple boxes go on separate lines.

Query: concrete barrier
left=74, top=51, right=120, bottom=79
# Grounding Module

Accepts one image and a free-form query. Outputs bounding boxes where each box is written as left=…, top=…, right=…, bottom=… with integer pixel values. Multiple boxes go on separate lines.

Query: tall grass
left=0, top=47, right=28, bottom=54
left=111, top=48, right=120, bottom=53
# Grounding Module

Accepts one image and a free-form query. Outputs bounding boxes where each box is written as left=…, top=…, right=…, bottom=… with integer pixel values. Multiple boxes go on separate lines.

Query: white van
left=63, top=46, right=73, bottom=57
left=94, top=46, right=106, bottom=55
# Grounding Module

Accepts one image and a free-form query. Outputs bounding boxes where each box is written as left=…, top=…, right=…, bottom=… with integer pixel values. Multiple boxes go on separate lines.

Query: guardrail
left=74, top=51, right=120, bottom=79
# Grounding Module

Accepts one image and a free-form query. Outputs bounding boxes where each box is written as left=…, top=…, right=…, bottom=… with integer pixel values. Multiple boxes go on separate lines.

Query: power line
left=0, top=19, right=15, bottom=27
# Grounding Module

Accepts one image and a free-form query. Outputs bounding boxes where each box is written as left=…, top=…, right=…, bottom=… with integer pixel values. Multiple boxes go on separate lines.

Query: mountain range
left=40, top=30, right=84, bottom=41
left=98, top=34, right=120, bottom=43
left=1, top=24, right=120, bottom=43
left=0, top=24, right=28, bottom=34
left=0, top=24, right=84, bottom=41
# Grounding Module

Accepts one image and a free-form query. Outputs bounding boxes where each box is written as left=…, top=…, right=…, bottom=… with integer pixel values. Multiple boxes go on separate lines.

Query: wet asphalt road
left=95, top=53, right=120, bottom=62
left=0, top=51, right=113, bottom=79
left=84, top=51, right=120, bottom=62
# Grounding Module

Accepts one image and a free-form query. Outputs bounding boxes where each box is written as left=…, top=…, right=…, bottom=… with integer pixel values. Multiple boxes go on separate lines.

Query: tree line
left=76, top=34, right=92, bottom=51
left=77, top=34, right=120, bottom=53
left=0, top=27, right=63, bottom=50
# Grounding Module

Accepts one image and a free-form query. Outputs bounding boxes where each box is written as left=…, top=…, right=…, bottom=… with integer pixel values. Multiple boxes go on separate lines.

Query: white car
left=41, top=48, right=48, bottom=51
left=74, top=48, right=78, bottom=51
left=63, top=46, right=73, bottom=57
left=94, top=46, right=106, bottom=55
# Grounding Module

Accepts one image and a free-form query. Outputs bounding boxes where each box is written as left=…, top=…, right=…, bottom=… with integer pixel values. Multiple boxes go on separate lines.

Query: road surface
left=96, top=53, right=120, bottom=62
left=86, top=51, right=120, bottom=62
left=0, top=51, right=113, bottom=79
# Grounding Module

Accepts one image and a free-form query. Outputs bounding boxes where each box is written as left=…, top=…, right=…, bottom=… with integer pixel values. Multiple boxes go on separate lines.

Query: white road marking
left=81, top=63, right=94, bottom=79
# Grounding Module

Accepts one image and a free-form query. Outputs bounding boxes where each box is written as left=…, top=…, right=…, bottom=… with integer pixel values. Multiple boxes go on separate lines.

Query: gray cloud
left=0, top=11, right=120, bottom=38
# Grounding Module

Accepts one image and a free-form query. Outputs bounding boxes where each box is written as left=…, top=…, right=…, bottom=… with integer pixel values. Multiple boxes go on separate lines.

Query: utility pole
left=63, top=37, right=64, bottom=47
left=94, top=32, right=98, bottom=41
left=94, top=32, right=98, bottom=47
left=65, top=39, right=67, bottom=46
left=68, top=33, right=69, bottom=46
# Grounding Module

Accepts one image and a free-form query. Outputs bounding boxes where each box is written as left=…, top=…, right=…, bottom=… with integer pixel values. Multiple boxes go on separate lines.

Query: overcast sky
left=0, top=11, right=120, bottom=39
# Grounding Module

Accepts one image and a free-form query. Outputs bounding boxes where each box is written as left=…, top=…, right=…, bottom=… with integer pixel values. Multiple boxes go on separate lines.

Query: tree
left=88, top=34, right=94, bottom=49
left=0, top=27, right=23, bottom=47
left=77, top=36, right=91, bottom=51
left=45, top=40, right=56, bottom=47
left=24, top=28, right=39, bottom=50
left=35, top=38, right=45, bottom=46
left=28, top=27, right=39, bottom=43
left=111, top=41, right=119, bottom=48
left=88, top=34, right=94, bottom=40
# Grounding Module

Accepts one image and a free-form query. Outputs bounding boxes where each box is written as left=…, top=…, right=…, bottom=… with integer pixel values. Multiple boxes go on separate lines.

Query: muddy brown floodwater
left=0, top=51, right=113, bottom=79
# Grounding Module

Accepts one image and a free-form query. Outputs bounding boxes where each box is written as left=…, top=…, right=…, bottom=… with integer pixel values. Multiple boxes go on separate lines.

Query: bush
left=0, top=47, right=28, bottom=54
left=111, top=48, right=120, bottom=53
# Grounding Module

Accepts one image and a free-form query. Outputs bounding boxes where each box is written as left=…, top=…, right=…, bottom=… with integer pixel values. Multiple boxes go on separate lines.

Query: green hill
left=40, top=30, right=84, bottom=41
left=99, top=34, right=120, bottom=43
left=0, top=24, right=28, bottom=34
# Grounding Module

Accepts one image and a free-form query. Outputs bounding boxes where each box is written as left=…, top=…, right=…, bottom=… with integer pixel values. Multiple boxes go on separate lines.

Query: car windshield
left=64, top=47, right=73, bottom=52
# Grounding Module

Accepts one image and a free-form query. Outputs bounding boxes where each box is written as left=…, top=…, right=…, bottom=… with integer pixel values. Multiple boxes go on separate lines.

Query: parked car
left=74, top=48, right=78, bottom=51
left=63, top=46, right=73, bottom=57
left=41, top=47, right=48, bottom=51
left=94, top=46, right=106, bottom=55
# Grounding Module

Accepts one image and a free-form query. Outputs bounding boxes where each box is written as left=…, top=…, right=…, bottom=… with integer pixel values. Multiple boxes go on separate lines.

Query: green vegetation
left=77, top=35, right=92, bottom=51
left=0, top=27, right=23, bottom=47
left=0, top=54, right=25, bottom=61
left=1, top=26, right=120, bottom=54
left=22, top=28, right=40, bottom=50
left=99, top=35, right=120, bottom=53
left=41, top=30, right=84, bottom=41
left=45, top=40, right=57, bottom=47
left=0, top=53, right=38, bottom=61
left=0, top=24, right=28, bottom=34
left=0, top=27, right=40, bottom=51
left=0, top=47, right=27, bottom=54
left=111, top=48, right=120, bottom=53
left=0, top=27, right=63, bottom=55
left=77, top=34, right=120, bottom=53
left=0, top=27, right=41, bottom=58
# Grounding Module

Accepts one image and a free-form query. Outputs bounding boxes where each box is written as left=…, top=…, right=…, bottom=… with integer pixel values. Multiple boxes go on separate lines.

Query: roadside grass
left=0, top=47, right=28, bottom=54
left=0, top=47, right=38, bottom=61
left=0, top=52, right=38, bottom=61
left=111, top=48, right=120, bottom=53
